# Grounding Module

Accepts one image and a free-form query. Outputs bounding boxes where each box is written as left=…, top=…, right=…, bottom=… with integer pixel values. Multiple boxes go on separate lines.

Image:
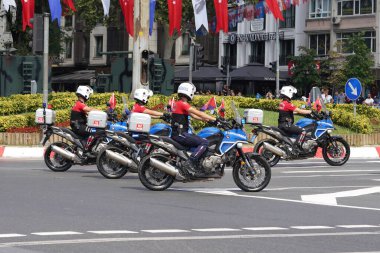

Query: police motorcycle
left=253, top=87, right=350, bottom=167
left=138, top=102, right=271, bottom=192
left=38, top=102, right=130, bottom=172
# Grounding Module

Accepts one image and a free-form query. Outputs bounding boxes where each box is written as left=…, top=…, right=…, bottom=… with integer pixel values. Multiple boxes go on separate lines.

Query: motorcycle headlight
left=327, top=129, right=333, bottom=134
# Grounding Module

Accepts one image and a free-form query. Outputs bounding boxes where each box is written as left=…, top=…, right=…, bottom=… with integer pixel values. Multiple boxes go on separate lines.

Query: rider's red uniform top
left=278, top=100, right=297, bottom=125
left=171, top=100, right=191, bottom=136
left=132, top=103, right=146, bottom=113
left=71, top=100, right=87, bottom=124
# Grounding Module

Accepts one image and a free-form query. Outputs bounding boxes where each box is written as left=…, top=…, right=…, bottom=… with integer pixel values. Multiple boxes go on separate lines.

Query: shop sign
left=228, top=32, right=284, bottom=44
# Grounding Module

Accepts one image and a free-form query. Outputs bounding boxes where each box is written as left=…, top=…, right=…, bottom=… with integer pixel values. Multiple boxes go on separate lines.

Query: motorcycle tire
left=254, top=139, right=281, bottom=167
left=96, top=145, right=130, bottom=179
left=138, top=153, right=174, bottom=191
left=44, top=142, right=73, bottom=172
left=322, top=137, right=350, bottom=166
left=233, top=152, right=271, bottom=192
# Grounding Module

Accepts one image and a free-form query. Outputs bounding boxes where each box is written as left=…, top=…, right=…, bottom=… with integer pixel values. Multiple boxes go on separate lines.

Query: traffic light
left=31, top=14, right=44, bottom=55
left=269, top=61, right=277, bottom=72
left=195, top=44, right=204, bottom=70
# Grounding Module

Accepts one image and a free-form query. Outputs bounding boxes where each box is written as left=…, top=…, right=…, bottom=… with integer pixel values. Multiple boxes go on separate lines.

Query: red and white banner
left=22, top=0, right=35, bottom=31
left=168, top=0, right=182, bottom=36
left=119, top=0, right=134, bottom=36
left=265, top=0, right=284, bottom=21
left=213, top=0, right=228, bottom=33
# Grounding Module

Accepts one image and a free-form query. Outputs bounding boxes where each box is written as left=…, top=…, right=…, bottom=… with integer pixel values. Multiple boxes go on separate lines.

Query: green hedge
left=0, top=93, right=376, bottom=133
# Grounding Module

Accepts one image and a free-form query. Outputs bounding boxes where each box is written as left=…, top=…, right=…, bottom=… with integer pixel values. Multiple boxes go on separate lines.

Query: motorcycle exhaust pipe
left=105, top=150, right=138, bottom=169
left=51, top=145, right=81, bottom=163
left=150, top=158, right=185, bottom=181
left=262, top=142, right=286, bottom=157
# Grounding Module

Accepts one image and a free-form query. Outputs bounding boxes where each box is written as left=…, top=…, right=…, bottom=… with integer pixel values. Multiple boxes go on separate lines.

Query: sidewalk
left=1, top=145, right=380, bottom=159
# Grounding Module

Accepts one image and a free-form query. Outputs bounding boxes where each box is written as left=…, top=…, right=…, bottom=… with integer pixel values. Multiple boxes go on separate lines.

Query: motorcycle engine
left=92, top=142, right=107, bottom=154
left=302, top=140, right=318, bottom=150
left=202, top=156, right=223, bottom=173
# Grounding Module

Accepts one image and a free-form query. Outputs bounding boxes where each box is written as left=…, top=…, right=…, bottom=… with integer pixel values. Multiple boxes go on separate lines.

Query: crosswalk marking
left=31, top=231, right=83, bottom=236
left=88, top=231, right=139, bottom=234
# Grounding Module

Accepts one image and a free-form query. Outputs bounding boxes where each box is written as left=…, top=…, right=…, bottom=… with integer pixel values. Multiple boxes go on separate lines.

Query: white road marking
left=301, top=187, right=380, bottom=205
left=88, top=230, right=138, bottom=234
left=283, top=169, right=379, bottom=174
left=192, top=228, right=241, bottom=232
left=337, top=225, right=380, bottom=229
left=275, top=173, right=375, bottom=178
left=0, top=232, right=380, bottom=247
left=242, top=227, right=288, bottom=231
left=372, top=179, right=380, bottom=181
left=141, top=229, right=190, bottom=233
left=0, top=234, right=26, bottom=238
left=31, top=231, right=83, bottom=236
left=291, top=226, right=333, bottom=230
left=267, top=186, right=378, bottom=191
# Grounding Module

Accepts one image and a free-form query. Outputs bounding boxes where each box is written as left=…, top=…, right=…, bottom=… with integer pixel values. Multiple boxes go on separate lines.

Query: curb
left=1, top=146, right=380, bottom=159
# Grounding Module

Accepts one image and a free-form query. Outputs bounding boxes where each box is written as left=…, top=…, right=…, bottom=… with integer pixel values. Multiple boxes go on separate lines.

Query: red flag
left=266, top=0, right=285, bottom=21
left=167, top=97, right=175, bottom=111
left=167, top=0, right=182, bottom=36
left=313, top=98, right=322, bottom=112
left=218, top=99, right=225, bottom=118
left=119, top=0, right=134, bottom=36
left=213, top=0, right=228, bottom=33
left=62, top=0, right=76, bottom=12
left=201, top=97, right=217, bottom=111
left=22, top=0, right=35, bottom=31
left=109, top=93, right=117, bottom=110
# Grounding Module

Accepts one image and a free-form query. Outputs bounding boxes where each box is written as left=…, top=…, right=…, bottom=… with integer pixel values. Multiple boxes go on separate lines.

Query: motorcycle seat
left=159, top=136, right=187, bottom=150
left=115, top=131, right=136, bottom=144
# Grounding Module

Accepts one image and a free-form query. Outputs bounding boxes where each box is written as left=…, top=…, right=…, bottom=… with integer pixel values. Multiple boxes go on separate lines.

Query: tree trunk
left=161, top=23, right=175, bottom=60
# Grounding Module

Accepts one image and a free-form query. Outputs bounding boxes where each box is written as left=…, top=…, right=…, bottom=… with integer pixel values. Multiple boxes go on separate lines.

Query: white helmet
left=134, top=88, right=153, bottom=104
left=76, top=85, right=93, bottom=101
left=280, top=85, right=297, bottom=99
left=178, top=82, right=196, bottom=101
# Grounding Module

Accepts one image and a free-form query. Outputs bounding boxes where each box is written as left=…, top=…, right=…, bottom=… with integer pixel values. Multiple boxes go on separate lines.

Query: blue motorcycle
left=253, top=92, right=350, bottom=167
left=138, top=102, right=271, bottom=192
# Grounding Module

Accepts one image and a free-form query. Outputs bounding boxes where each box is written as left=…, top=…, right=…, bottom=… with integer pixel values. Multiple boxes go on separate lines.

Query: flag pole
left=275, top=18, right=280, bottom=98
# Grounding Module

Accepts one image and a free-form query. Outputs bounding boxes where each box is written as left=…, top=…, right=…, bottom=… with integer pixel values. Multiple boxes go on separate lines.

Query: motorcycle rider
left=131, top=88, right=165, bottom=118
left=171, top=82, right=216, bottom=173
left=70, top=85, right=99, bottom=138
left=278, top=85, right=312, bottom=150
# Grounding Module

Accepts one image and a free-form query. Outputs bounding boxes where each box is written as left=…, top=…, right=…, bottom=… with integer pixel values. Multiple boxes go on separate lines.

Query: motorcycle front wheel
left=233, top=152, right=271, bottom=192
left=44, top=142, right=73, bottom=172
left=322, top=137, right=350, bottom=166
left=138, top=154, right=174, bottom=191
left=96, top=145, right=130, bottom=179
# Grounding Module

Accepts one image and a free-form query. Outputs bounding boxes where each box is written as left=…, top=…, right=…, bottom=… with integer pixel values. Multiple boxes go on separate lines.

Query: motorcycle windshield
left=310, top=87, right=327, bottom=112
left=231, top=101, right=242, bottom=124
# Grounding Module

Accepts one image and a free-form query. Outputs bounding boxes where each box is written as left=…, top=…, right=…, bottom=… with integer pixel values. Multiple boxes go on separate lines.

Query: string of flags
left=0, top=0, right=307, bottom=35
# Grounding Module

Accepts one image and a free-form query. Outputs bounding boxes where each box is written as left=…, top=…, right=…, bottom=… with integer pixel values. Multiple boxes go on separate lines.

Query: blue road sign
left=345, top=78, right=362, bottom=101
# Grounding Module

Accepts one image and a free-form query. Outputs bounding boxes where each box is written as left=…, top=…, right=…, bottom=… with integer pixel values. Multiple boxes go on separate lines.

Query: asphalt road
left=0, top=158, right=380, bottom=253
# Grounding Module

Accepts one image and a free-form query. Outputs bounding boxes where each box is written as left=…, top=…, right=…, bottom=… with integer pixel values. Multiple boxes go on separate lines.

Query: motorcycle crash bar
left=51, top=145, right=81, bottom=163
left=150, top=158, right=185, bottom=181
left=105, top=150, right=138, bottom=170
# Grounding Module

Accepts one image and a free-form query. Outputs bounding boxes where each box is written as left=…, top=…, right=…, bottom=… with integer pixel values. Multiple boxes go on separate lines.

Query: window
left=65, top=16, right=73, bottom=28
left=181, top=33, right=190, bottom=55
left=280, top=6, right=295, bottom=28
left=309, top=34, right=330, bottom=56
left=65, top=39, right=73, bottom=59
left=337, top=0, right=375, bottom=15
left=336, top=31, right=376, bottom=53
left=224, top=44, right=237, bottom=67
left=250, top=41, right=265, bottom=64
left=309, top=0, right=331, bottom=18
left=94, top=36, right=103, bottom=58
left=280, top=40, right=294, bottom=66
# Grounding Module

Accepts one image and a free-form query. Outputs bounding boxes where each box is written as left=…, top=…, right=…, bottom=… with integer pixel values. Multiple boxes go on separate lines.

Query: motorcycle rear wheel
left=44, top=142, right=73, bottom=172
left=233, top=153, right=271, bottom=192
left=254, top=139, right=281, bottom=167
left=138, top=154, right=174, bottom=191
left=322, top=137, right=350, bottom=166
left=96, top=145, right=130, bottom=179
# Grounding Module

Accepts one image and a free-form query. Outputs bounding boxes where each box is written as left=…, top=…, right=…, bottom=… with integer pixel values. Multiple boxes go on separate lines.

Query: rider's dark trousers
left=172, top=132, right=209, bottom=161
left=279, top=123, right=306, bottom=146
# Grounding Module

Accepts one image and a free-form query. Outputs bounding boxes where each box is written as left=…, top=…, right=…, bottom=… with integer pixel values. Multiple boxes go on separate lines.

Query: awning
left=52, top=70, right=96, bottom=84
left=174, top=66, right=226, bottom=82
left=230, top=62, right=276, bottom=81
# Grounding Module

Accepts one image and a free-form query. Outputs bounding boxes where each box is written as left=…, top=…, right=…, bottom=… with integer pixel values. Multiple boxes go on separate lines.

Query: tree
left=324, top=50, right=346, bottom=91
left=342, top=32, right=375, bottom=90
left=289, top=47, right=321, bottom=96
